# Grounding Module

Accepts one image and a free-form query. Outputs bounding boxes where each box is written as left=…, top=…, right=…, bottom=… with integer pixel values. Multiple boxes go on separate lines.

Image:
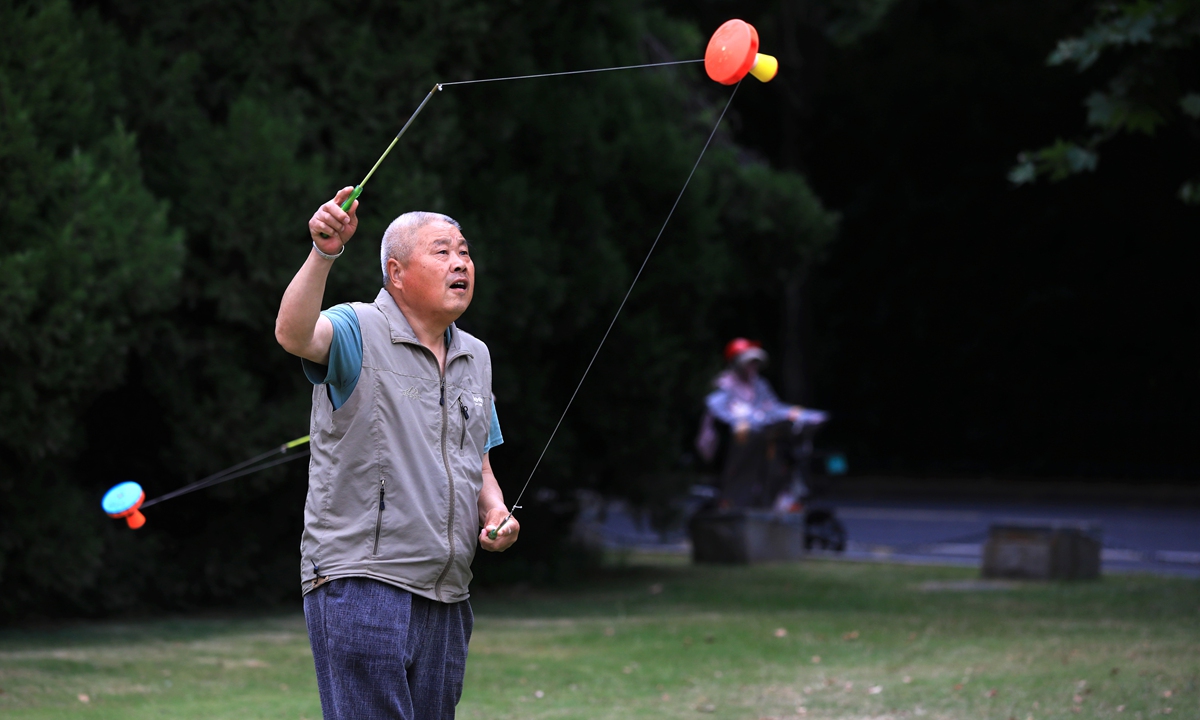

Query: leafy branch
left=1010, top=0, right=1200, bottom=203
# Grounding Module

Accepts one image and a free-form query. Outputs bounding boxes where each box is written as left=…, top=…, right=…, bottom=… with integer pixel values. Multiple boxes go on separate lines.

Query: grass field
left=1, top=557, right=1196, bottom=719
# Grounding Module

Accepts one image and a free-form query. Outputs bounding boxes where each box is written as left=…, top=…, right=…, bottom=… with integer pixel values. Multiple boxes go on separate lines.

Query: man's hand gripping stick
left=487, top=507, right=520, bottom=541
left=317, top=187, right=363, bottom=239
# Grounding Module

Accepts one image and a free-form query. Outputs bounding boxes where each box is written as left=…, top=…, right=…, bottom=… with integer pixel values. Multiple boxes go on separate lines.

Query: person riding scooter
left=695, top=338, right=827, bottom=508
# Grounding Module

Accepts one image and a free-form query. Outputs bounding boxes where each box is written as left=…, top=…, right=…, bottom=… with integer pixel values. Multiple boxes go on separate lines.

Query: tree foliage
left=0, top=0, right=834, bottom=617
left=1010, top=0, right=1200, bottom=203
left=0, top=0, right=184, bottom=615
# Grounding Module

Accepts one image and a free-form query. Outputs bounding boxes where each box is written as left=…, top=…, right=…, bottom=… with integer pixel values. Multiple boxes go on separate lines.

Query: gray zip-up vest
left=300, top=288, right=494, bottom=603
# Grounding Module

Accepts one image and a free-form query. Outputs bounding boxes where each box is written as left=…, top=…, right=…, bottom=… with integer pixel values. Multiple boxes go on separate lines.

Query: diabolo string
left=438, top=58, right=704, bottom=87
left=491, top=79, right=742, bottom=536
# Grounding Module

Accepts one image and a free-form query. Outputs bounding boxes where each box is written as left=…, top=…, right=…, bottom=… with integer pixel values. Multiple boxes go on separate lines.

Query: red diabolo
left=704, top=19, right=779, bottom=85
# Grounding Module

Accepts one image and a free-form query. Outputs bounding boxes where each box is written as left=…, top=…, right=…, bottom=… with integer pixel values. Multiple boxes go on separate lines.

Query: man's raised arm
left=275, top=187, right=360, bottom=364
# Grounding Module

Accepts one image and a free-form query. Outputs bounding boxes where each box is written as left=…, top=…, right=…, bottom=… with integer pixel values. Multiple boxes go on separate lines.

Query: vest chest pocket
left=451, top=389, right=487, bottom=454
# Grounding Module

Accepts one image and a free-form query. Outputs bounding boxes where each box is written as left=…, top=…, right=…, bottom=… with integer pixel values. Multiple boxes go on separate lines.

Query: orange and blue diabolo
left=103, top=481, right=147, bottom=529
left=704, top=19, right=779, bottom=85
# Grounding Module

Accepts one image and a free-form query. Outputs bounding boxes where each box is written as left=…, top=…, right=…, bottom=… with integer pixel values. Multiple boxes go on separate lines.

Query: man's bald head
left=380, top=212, right=462, bottom=286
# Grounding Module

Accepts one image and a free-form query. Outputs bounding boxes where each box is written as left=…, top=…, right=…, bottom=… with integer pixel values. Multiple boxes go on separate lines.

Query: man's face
left=391, top=220, right=474, bottom=325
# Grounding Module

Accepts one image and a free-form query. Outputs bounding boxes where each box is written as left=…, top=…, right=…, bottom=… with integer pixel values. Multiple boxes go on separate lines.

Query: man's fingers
left=492, top=518, right=519, bottom=539
left=327, top=204, right=352, bottom=227
left=310, top=220, right=337, bottom=238
left=479, top=518, right=519, bottom=551
left=479, top=528, right=501, bottom=549
left=318, top=207, right=348, bottom=233
left=315, top=211, right=342, bottom=233
left=308, top=190, right=357, bottom=245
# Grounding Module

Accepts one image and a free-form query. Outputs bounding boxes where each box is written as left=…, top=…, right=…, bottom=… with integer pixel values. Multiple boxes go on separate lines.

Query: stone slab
left=982, top=521, right=1101, bottom=580
left=689, top=510, right=805, bottom=564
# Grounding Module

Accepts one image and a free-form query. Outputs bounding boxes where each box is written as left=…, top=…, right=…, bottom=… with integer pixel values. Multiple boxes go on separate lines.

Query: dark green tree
left=0, top=0, right=184, bottom=615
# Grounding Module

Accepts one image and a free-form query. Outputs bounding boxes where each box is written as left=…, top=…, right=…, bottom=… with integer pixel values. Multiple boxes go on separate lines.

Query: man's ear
left=387, top=257, right=404, bottom=289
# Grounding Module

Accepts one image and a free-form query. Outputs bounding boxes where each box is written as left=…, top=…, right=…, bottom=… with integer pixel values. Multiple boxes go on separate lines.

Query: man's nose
left=452, top=256, right=468, bottom=272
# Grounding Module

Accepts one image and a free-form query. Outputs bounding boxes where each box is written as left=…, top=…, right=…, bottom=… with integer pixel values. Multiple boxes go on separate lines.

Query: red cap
left=723, top=337, right=765, bottom=364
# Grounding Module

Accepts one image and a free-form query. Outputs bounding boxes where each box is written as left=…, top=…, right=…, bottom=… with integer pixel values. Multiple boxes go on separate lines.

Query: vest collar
left=373, top=288, right=469, bottom=360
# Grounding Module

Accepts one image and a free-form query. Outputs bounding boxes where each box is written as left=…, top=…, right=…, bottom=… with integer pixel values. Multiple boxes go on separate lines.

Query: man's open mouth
left=449, top=280, right=469, bottom=290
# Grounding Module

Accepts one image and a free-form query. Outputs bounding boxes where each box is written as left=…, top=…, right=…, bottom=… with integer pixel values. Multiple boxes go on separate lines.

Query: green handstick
left=340, top=185, right=363, bottom=212
left=487, top=515, right=511, bottom=541
left=318, top=85, right=441, bottom=238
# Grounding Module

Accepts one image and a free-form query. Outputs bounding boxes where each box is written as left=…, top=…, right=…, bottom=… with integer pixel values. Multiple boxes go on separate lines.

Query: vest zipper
left=433, top=369, right=456, bottom=601
left=373, top=479, right=385, bottom=556
left=459, top=402, right=469, bottom=449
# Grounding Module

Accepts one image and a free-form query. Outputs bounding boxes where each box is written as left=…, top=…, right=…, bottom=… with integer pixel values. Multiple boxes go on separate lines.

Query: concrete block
left=689, top=510, right=804, bottom=564
left=982, top=522, right=1101, bottom=580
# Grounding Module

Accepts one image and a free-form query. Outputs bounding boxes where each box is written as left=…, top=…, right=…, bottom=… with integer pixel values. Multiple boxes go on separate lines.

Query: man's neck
left=388, top=288, right=451, bottom=373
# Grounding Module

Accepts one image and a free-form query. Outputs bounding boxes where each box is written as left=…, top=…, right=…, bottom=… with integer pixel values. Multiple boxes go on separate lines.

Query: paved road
left=584, top=493, right=1200, bottom=577
left=828, top=498, right=1200, bottom=577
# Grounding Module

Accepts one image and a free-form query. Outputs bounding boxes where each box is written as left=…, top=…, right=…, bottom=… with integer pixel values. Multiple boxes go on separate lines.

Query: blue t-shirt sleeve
left=301, top=304, right=363, bottom=410
left=484, top=400, right=503, bottom=453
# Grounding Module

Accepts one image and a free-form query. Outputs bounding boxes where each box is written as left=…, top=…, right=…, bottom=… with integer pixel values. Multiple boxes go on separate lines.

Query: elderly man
left=275, top=186, right=519, bottom=719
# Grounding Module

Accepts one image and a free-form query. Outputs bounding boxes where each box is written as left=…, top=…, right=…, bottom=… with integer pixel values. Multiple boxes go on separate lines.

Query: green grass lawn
left=1, top=558, right=1196, bottom=719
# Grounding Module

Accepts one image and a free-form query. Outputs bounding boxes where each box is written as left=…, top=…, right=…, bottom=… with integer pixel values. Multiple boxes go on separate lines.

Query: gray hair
left=380, top=211, right=462, bottom=286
